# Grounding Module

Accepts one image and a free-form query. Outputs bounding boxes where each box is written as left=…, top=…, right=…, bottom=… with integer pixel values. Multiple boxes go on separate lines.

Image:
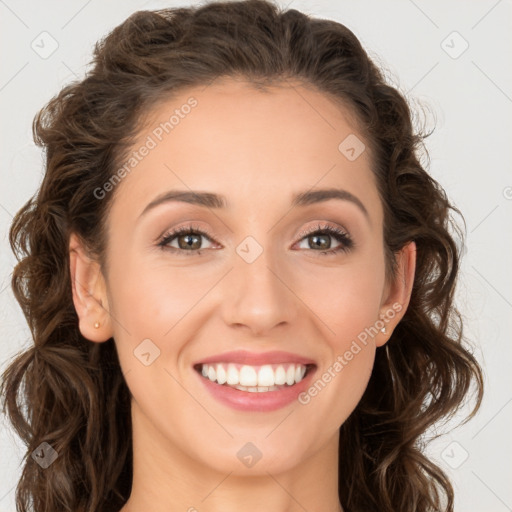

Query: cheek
left=105, top=260, right=208, bottom=407
left=293, top=256, right=386, bottom=342
left=106, top=252, right=212, bottom=339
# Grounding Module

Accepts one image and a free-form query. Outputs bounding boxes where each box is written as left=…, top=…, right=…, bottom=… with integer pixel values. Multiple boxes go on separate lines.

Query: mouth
left=193, top=362, right=316, bottom=392
left=192, top=350, right=317, bottom=411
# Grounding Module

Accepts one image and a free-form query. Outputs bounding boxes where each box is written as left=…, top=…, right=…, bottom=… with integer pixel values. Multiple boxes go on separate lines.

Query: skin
left=69, top=77, right=416, bottom=512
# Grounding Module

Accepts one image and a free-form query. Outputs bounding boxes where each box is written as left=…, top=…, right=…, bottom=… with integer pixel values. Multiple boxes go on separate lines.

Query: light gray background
left=1, top=1, right=511, bottom=511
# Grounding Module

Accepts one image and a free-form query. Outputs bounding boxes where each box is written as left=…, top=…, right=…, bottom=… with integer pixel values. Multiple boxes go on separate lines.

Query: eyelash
left=157, top=222, right=354, bottom=257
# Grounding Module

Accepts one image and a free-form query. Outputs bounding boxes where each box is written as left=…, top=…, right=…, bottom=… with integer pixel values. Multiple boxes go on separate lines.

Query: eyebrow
left=139, top=187, right=370, bottom=221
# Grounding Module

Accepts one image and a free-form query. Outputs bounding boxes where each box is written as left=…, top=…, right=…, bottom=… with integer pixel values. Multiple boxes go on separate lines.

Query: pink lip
left=195, top=365, right=317, bottom=412
left=193, top=350, right=316, bottom=366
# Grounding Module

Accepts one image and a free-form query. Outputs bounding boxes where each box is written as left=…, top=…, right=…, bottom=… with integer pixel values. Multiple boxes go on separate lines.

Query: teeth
left=257, top=365, right=274, bottom=387
left=285, top=365, right=295, bottom=385
left=275, top=365, right=286, bottom=385
left=226, top=363, right=239, bottom=385
left=198, top=362, right=309, bottom=390
left=239, top=365, right=258, bottom=386
left=216, top=364, right=227, bottom=385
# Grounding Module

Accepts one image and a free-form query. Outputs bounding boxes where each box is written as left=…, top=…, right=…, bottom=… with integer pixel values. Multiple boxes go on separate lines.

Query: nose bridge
left=222, top=233, right=296, bottom=334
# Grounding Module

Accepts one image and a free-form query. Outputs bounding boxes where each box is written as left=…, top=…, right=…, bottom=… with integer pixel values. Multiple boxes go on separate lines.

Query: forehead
left=142, top=77, right=368, bottom=157
left=109, top=77, right=382, bottom=225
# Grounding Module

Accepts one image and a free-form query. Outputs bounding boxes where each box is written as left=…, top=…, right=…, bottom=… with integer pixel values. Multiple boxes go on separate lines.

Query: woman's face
left=75, top=78, right=413, bottom=476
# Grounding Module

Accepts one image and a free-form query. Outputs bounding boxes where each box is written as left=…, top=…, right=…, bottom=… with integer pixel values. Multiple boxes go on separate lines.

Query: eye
left=294, top=222, right=354, bottom=255
left=157, top=224, right=217, bottom=256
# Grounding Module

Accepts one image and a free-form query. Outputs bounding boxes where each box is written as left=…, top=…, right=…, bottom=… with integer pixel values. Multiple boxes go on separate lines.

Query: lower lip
left=195, top=366, right=316, bottom=412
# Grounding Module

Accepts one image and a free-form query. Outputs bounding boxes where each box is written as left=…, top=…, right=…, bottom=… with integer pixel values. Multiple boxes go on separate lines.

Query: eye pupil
left=179, top=233, right=201, bottom=250
left=310, top=234, right=330, bottom=250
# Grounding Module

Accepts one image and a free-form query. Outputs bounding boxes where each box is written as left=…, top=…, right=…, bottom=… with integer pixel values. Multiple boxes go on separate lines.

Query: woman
left=1, top=1, right=483, bottom=511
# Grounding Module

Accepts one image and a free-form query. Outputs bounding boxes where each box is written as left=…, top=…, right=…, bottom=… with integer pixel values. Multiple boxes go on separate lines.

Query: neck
left=119, top=401, right=343, bottom=512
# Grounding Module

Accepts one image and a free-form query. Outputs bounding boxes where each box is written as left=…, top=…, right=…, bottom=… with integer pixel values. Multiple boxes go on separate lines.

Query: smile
left=194, top=362, right=313, bottom=392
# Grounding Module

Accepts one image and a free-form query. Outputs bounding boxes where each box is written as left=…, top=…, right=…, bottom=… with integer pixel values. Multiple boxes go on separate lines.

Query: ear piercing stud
left=379, top=317, right=386, bottom=334
left=94, top=321, right=100, bottom=329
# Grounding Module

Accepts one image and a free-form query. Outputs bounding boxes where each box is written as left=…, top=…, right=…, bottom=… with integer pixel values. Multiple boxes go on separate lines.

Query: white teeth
left=239, top=365, right=258, bottom=387
left=257, top=365, right=275, bottom=387
left=285, top=365, right=295, bottom=385
left=226, top=363, right=239, bottom=385
left=216, top=364, right=227, bottom=384
left=198, top=362, right=309, bottom=391
left=275, top=365, right=286, bottom=385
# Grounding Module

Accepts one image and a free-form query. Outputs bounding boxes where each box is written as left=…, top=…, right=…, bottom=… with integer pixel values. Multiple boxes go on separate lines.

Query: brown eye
left=305, top=233, right=332, bottom=250
left=158, top=225, right=216, bottom=255
left=295, top=223, right=354, bottom=255
left=176, top=232, right=202, bottom=250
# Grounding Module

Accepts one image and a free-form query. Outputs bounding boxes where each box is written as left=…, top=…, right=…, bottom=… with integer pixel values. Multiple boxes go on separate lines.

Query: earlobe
left=69, top=233, right=113, bottom=342
left=376, top=241, right=416, bottom=347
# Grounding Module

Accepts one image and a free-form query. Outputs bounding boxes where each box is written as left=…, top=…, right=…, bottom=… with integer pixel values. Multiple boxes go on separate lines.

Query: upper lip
left=193, top=350, right=316, bottom=367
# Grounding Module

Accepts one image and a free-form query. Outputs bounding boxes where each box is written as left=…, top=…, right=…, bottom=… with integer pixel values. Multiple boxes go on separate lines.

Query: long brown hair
left=1, top=1, right=483, bottom=511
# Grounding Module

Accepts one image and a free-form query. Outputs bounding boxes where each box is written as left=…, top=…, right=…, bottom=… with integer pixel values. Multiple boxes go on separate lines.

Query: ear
left=69, top=232, right=113, bottom=342
left=376, top=241, right=416, bottom=347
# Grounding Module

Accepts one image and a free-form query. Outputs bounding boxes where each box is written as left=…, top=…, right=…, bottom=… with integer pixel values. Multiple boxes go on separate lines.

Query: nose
left=220, top=242, right=298, bottom=337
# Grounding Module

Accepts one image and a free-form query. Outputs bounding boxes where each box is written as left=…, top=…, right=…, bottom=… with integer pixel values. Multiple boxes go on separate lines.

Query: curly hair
left=1, top=1, right=483, bottom=511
